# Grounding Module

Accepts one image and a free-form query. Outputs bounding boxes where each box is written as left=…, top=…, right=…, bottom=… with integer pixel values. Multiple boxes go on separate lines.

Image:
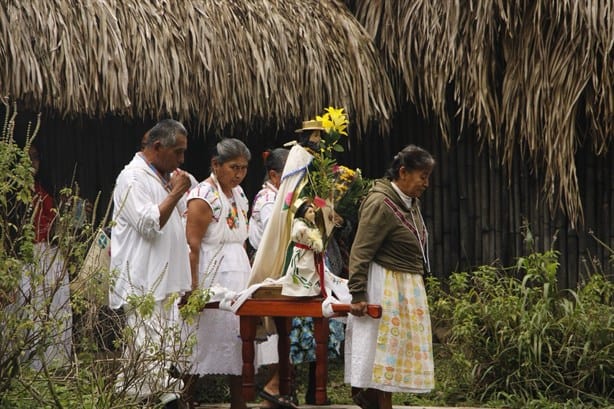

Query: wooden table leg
left=313, top=317, right=329, bottom=405
left=274, top=317, right=291, bottom=397
left=239, top=316, right=257, bottom=402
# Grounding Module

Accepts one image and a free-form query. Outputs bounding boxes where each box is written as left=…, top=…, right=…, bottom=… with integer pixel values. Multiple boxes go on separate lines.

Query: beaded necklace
left=388, top=182, right=431, bottom=273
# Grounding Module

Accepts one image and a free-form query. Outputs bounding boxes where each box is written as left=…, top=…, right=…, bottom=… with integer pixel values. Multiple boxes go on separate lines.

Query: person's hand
left=170, top=169, right=191, bottom=194
left=178, top=290, right=192, bottom=308
left=333, top=211, right=344, bottom=227
left=350, top=301, right=368, bottom=317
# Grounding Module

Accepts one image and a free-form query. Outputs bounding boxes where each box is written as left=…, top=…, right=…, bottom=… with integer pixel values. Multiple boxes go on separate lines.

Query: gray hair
left=385, top=144, right=435, bottom=180
left=144, top=119, right=187, bottom=148
left=213, top=138, right=251, bottom=164
left=264, top=148, right=289, bottom=173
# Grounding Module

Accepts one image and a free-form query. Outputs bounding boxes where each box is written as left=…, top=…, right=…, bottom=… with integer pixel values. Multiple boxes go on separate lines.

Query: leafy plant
left=0, top=103, right=195, bottom=408
left=427, top=246, right=613, bottom=408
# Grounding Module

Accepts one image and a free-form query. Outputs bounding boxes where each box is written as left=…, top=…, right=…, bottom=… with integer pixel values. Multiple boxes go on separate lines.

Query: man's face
left=308, top=130, right=321, bottom=144
left=154, top=134, right=187, bottom=174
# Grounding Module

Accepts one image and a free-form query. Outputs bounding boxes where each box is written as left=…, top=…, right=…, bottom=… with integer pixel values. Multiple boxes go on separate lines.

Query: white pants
left=115, top=301, right=185, bottom=399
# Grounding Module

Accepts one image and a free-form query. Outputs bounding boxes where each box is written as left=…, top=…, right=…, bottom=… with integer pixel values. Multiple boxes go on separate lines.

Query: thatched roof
left=0, top=0, right=394, bottom=136
left=352, top=1, right=613, bottom=225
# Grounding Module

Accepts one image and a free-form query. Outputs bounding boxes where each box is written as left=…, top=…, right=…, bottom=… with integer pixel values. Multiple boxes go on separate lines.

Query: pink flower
left=284, top=192, right=294, bottom=208
left=313, top=196, right=327, bottom=208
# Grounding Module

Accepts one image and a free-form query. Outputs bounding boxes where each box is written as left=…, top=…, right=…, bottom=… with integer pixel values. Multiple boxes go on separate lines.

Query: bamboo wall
left=355, top=104, right=614, bottom=289
left=8, top=107, right=614, bottom=289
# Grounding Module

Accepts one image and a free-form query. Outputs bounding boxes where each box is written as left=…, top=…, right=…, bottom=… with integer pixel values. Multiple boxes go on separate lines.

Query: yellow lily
left=316, top=106, right=349, bottom=136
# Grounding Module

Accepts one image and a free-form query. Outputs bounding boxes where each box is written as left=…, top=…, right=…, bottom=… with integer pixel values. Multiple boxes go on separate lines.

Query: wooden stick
left=331, top=303, right=382, bottom=319
left=202, top=300, right=382, bottom=319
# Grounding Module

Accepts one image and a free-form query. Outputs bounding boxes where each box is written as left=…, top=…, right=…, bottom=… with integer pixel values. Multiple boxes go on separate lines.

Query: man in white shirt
left=110, top=119, right=192, bottom=406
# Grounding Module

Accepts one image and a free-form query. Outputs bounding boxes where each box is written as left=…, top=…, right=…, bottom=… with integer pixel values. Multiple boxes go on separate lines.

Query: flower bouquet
left=333, top=165, right=371, bottom=225
left=299, top=107, right=370, bottom=242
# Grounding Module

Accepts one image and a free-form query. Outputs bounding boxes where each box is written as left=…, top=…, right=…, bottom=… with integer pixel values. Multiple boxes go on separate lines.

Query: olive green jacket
left=348, top=178, right=427, bottom=303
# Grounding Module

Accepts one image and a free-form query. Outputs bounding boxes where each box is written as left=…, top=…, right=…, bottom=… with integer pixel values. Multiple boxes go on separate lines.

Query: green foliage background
left=425, top=248, right=613, bottom=409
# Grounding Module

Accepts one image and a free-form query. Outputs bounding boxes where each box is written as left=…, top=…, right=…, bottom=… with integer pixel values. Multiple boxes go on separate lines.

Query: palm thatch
left=0, top=0, right=394, bottom=136
left=352, top=0, right=613, bottom=225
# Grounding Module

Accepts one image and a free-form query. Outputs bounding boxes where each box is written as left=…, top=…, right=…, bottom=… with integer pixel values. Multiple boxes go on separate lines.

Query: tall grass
left=427, top=247, right=613, bottom=408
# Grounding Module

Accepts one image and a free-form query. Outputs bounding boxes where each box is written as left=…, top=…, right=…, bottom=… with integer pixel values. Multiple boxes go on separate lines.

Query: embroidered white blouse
left=248, top=182, right=278, bottom=249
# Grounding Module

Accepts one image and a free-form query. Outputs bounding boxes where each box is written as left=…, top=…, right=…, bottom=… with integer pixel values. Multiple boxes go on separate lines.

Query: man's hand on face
left=170, top=169, right=191, bottom=195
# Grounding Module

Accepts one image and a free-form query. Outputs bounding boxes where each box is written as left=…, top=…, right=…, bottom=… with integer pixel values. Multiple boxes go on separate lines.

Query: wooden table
left=205, top=291, right=381, bottom=405
left=235, top=296, right=333, bottom=405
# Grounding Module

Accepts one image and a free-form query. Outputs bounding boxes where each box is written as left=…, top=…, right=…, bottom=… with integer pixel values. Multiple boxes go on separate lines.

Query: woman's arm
left=185, top=199, right=213, bottom=291
left=348, top=194, right=392, bottom=303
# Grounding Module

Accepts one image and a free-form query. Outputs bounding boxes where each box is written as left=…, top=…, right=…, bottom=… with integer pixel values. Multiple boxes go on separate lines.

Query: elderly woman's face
left=397, top=166, right=432, bottom=198
left=213, top=156, right=249, bottom=192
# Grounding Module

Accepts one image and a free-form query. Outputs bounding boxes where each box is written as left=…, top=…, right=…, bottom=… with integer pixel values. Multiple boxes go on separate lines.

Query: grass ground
left=195, top=359, right=440, bottom=406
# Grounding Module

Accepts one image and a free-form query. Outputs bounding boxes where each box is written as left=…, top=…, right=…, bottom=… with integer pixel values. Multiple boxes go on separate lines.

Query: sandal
left=258, top=389, right=299, bottom=409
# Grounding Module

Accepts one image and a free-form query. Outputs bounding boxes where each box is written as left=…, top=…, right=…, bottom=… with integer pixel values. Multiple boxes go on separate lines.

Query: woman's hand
left=332, top=211, right=344, bottom=227
left=350, top=301, right=368, bottom=316
left=178, top=291, right=191, bottom=308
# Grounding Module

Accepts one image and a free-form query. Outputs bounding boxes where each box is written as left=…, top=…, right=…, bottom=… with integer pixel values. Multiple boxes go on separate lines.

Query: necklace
left=410, top=206, right=431, bottom=273
left=210, top=172, right=243, bottom=232
left=383, top=196, right=431, bottom=273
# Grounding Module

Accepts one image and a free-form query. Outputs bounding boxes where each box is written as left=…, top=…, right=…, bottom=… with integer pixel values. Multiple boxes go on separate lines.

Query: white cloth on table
left=230, top=270, right=351, bottom=319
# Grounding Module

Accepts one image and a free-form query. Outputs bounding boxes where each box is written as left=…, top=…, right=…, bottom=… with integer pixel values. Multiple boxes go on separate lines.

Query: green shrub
left=0, top=104, right=39, bottom=398
left=428, top=249, right=613, bottom=408
left=0, top=104, right=142, bottom=408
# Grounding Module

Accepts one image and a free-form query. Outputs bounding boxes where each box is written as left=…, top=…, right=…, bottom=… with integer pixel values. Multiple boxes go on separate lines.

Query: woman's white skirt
left=344, top=262, right=434, bottom=393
